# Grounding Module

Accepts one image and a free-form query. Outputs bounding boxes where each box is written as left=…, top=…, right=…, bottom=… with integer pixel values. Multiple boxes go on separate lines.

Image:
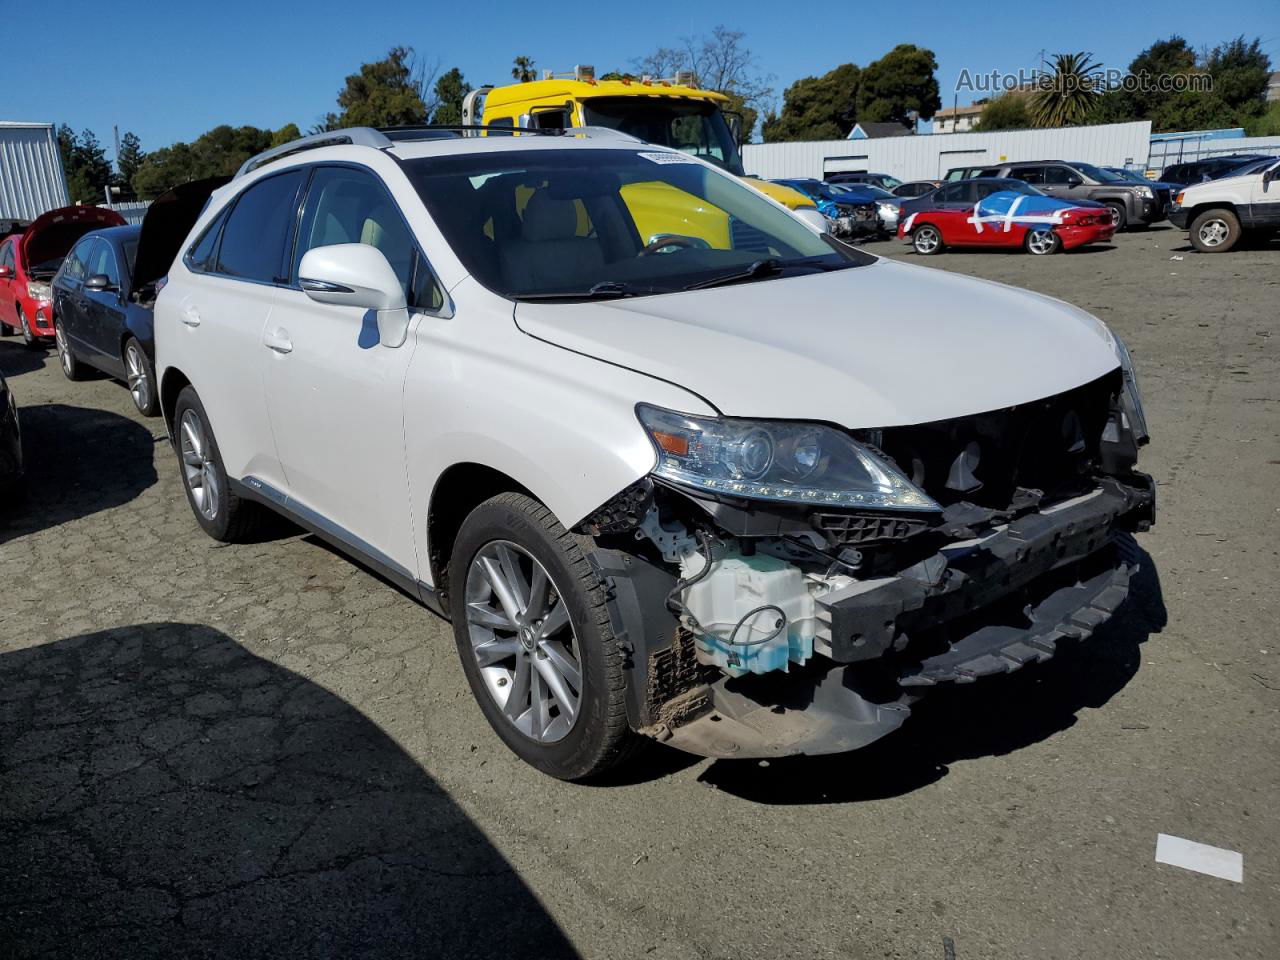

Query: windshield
left=404, top=149, right=866, bottom=300
left=582, top=97, right=745, bottom=176
left=1075, top=162, right=1125, bottom=183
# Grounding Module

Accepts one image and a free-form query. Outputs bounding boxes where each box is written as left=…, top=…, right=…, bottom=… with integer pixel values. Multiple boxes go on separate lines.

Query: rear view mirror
left=298, top=243, right=410, bottom=348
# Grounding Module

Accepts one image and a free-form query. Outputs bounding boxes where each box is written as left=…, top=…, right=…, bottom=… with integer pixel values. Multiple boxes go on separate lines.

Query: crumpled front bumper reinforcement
left=648, top=474, right=1154, bottom=759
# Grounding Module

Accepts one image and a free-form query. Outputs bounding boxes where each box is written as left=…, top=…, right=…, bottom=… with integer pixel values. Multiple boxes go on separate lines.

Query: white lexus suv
left=154, top=127, right=1155, bottom=780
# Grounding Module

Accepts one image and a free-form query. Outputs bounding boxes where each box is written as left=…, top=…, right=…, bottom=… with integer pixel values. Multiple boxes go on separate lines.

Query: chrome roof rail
left=234, top=127, right=393, bottom=179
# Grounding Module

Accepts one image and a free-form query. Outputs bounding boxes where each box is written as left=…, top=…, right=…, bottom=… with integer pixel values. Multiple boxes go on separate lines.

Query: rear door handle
left=263, top=327, right=292, bottom=354
left=182, top=306, right=201, bottom=327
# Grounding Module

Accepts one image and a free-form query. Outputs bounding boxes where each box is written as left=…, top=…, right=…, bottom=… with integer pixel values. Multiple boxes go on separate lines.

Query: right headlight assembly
left=636, top=404, right=940, bottom=512
left=1112, top=335, right=1149, bottom=444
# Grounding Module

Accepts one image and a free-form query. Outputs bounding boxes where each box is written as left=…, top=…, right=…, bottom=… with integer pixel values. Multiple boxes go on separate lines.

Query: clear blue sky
left=8, top=0, right=1278, bottom=160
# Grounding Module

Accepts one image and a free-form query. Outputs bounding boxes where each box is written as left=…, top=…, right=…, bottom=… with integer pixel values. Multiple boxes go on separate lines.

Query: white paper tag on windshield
left=638, top=151, right=698, bottom=164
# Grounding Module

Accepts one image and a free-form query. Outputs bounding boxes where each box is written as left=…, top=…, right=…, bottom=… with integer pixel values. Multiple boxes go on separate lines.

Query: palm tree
left=1029, top=52, right=1103, bottom=128
left=511, top=56, right=537, bottom=83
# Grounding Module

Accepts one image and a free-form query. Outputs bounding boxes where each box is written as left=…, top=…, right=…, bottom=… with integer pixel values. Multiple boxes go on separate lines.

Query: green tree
left=973, top=92, right=1032, bottom=131
left=330, top=46, right=427, bottom=128
left=57, top=125, right=113, bottom=203
left=1203, top=36, right=1271, bottom=121
left=130, top=125, right=277, bottom=198
left=115, top=131, right=146, bottom=190
left=1030, top=52, right=1104, bottom=127
left=512, top=55, right=537, bottom=83
left=431, top=67, right=472, bottom=125
left=270, top=123, right=302, bottom=147
left=762, top=63, right=860, bottom=142
left=856, top=45, right=940, bottom=125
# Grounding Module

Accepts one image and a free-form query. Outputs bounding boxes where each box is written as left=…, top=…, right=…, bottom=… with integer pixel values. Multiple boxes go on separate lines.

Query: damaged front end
left=580, top=367, right=1154, bottom=759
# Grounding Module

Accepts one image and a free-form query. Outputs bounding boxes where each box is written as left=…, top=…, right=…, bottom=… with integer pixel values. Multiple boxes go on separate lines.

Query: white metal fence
left=104, top=200, right=150, bottom=225
left=1146, top=135, right=1280, bottom=172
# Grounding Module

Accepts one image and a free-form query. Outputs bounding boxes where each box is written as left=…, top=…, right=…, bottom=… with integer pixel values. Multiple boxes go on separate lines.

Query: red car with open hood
left=0, top=205, right=125, bottom=345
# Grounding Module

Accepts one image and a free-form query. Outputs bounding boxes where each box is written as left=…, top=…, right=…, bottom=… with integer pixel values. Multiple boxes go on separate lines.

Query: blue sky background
left=7, top=0, right=1278, bottom=160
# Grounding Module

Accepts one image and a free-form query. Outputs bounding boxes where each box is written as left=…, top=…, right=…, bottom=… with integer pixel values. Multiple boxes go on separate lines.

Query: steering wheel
left=638, top=235, right=699, bottom=257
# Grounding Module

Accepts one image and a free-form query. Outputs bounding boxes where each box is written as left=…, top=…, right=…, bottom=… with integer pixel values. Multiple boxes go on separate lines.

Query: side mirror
left=298, top=243, right=410, bottom=348
left=1065, top=177, right=1082, bottom=188
left=0, top=265, right=12, bottom=279
left=84, top=274, right=117, bottom=292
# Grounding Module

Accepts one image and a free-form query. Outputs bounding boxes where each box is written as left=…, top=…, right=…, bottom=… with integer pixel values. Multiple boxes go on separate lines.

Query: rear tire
left=172, top=386, right=266, bottom=543
left=1189, top=208, right=1241, bottom=253
left=1024, top=228, right=1062, bottom=256
left=123, top=337, right=159, bottom=416
left=448, top=492, right=637, bottom=781
left=55, top=321, right=86, bottom=381
left=912, top=224, right=944, bottom=255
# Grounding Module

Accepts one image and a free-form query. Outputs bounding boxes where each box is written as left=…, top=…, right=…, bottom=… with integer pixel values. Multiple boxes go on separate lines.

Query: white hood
left=515, top=257, right=1121, bottom=428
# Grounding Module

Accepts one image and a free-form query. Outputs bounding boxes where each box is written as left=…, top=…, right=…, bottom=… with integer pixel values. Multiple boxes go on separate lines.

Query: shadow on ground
left=0, top=341, right=51, bottom=378
left=699, top=554, right=1167, bottom=805
left=0, top=623, right=578, bottom=960
left=0, top=403, right=158, bottom=544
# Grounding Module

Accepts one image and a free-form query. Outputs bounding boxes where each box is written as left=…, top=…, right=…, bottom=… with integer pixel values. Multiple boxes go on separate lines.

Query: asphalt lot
left=2, top=225, right=1278, bottom=960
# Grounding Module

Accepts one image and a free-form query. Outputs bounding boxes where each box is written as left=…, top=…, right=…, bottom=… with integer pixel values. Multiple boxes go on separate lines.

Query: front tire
left=449, top=492, right=636, bottom=781
left=172, top=386, right=265, bottom=542
left=55, top=321, right=86, bottom=380
left=912, top=224, right=944, bottom=255
left=1189, top=209, right=1241, bottom=253
left=1105, top=202, right=1127, bottom=231
left=123, top=337, right=159, bottom=416
left=18, top=308, right=39, bottom=348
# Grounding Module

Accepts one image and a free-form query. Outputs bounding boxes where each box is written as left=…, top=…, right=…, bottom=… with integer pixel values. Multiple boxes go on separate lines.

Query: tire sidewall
left=1190, top=209, right=1239, bottom=254
left=1025, top=228, right=1061, bottom=255
left=1106, top=202, right=1127, bottom=231
left=913, top=225, right=942, bottom=255
left=125, top=337, right=158, bottom=416
left=172, top=386, right=234, bottom=540
left=448, top=498, right=617, bottom=780
left=55, top=321, right=82, bottom=380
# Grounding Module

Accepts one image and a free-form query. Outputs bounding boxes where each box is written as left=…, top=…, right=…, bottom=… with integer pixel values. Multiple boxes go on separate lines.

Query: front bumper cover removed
left=641, top=474, right=1154, bottom=759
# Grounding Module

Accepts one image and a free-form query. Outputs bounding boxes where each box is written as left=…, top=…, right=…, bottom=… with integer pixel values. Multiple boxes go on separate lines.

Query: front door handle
left=181, top=306, right=201, bottom=327
left=263, top=328, right=293, bottom=354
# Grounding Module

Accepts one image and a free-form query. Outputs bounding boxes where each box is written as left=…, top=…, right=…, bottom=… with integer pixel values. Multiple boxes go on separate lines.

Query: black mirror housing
left=84, top=274, right=114, bottom=292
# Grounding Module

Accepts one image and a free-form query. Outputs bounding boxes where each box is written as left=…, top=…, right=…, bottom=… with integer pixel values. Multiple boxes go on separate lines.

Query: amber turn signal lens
left=652, top=431, right=689, bottom=456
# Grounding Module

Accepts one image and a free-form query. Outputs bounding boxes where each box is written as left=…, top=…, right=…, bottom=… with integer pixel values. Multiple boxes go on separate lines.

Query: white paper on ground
left=1155, top=833, right=1243, bottom=883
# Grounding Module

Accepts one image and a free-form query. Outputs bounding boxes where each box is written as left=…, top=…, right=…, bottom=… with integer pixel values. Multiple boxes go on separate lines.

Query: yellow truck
left=460, top=67, right=820, bottom=221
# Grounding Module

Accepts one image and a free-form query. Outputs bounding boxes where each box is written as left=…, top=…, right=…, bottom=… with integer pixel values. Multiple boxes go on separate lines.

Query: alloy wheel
left=464, top=540, right=582, bottom=743
left=55, top=324, right=73, bottom=375
left=19, top=309, right=35, bottom=345
left=125, top=342, right=150, bottom=412
left=1027, top=229, right=1057, bottom=255
left=914, top=227, right=940, bottom=254
left=179, top=410, right=220, bottom=522
left=1197, top=218, right=1229, bottom=248
left=1108, top=206, right=1123, bottom=227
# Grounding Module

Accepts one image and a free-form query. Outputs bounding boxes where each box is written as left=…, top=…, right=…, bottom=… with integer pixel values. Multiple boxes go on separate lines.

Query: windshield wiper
left=683, top=256, right=847, bottom=292
left=512, top=280, right=650, bottom=301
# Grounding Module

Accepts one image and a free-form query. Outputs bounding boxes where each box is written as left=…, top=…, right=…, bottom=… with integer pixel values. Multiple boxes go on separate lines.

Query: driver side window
left=294, top=166, right=442, bottom=311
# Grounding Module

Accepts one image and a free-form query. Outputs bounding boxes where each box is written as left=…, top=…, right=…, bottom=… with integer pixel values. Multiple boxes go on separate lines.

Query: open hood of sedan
left=19, top=205, right=125, bottom=272
left=515, top=258, right=1121, bottom=429
left=132, top=176, right=231, bottom=292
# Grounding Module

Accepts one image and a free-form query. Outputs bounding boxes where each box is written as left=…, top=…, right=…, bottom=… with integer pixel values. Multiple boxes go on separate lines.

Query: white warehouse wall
left=742, top=121, right=1153, bottom=182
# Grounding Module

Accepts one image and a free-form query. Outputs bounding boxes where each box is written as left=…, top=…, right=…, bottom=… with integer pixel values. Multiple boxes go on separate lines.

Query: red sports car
left=899, top=190, right=1115, bottom=256
left=0, top=205, right=125, bottom=345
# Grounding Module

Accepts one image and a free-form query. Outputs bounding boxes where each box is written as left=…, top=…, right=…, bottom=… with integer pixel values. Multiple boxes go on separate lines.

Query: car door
left=1035, top=165, right=1075, bottom=200
left=171, top=168, right=307, bottom=491
left=1249, top=160, right=1280, bottom=227
left=933, top=182, right=974, bottom=211
left=0, top=238, right=15, bottom=329
left=54, top=238, right=94, bottom=349
left=261, top=164, right=443, bottom=579
left=80, top=238, right=129, bottom=375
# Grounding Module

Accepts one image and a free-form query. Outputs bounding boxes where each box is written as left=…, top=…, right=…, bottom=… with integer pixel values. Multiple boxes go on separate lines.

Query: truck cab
left=462, top=67, right=818, bottom=218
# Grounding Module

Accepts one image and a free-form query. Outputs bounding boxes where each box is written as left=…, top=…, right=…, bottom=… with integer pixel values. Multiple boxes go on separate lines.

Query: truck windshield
left=581, top=97, right=746, bottom=176
left=403, top=148, right=867, bottom=301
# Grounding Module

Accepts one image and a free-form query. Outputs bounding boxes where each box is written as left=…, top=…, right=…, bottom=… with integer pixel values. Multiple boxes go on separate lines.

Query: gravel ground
left=1, top=225, right=1277, bottom=960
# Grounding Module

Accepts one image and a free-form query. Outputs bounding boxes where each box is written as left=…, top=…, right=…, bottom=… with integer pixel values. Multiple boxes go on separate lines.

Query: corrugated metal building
left=1, top=121, right=70, bottom=221
left=742, top=121, right=1153, bottom=182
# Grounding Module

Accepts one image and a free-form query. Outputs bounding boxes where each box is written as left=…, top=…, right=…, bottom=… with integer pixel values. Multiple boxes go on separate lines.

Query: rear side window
left=187, top=210, right=227, bottom=273
left=937, top=183, right=969, bottom=203
left=1011, top=166, right=1045, bottom=185
left=215, top=170, right=305, bottom=283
